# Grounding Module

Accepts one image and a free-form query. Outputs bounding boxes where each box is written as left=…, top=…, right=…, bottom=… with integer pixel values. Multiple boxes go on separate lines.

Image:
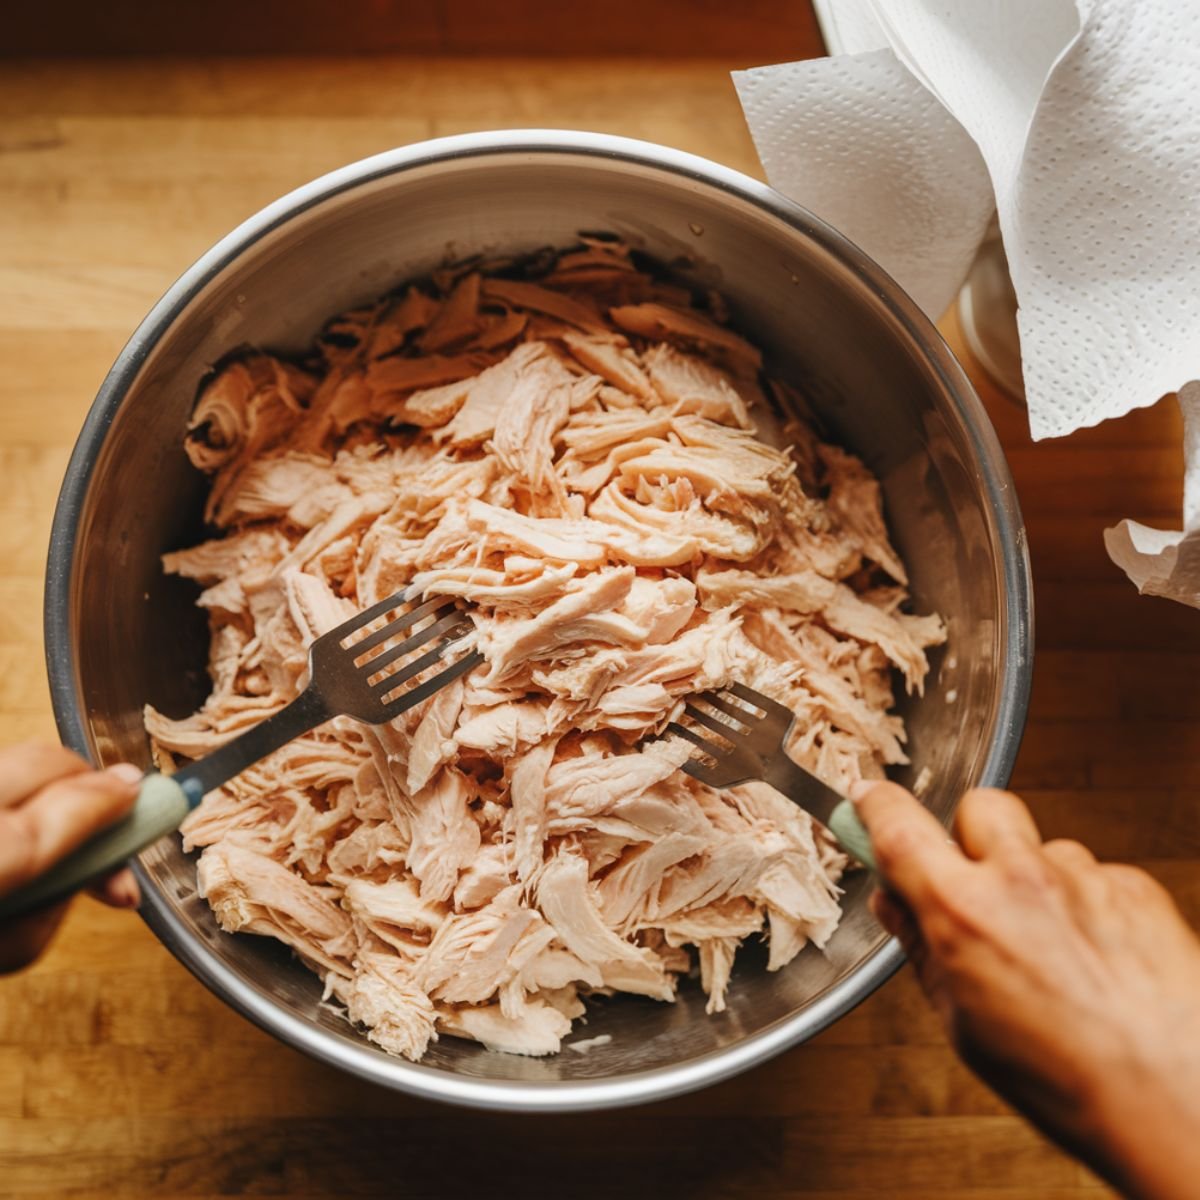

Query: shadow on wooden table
left=3, top=0, right=825, bottom=61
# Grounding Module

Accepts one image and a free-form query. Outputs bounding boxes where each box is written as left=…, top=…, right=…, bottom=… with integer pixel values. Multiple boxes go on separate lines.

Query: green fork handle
left=0, top=774, right=192, bottom=921
left=763, top=753, right=877, bottom=873
left=826, top=798, right=877, bottom=874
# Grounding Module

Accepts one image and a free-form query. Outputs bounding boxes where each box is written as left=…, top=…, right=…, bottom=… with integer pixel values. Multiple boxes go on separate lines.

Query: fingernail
left=848, top=780, right=876, bottom=803
left=117, top=878, right=142, bottom=908
left=106, top=763, right=143, bottom=786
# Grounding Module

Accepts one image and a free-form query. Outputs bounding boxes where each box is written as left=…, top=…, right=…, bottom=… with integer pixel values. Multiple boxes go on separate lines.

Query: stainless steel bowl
left=44, top=130, right=1032, bottom=1112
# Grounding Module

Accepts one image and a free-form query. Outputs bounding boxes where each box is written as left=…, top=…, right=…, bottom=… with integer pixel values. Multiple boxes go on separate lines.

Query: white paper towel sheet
left=1105, top=383, right=1200, bottom=601
left=732, top=50, right=993, bottom=318
left=734, top=0, right=1200, bottom=607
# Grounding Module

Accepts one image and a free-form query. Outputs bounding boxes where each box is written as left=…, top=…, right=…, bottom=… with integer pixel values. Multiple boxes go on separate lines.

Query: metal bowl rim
left=42, top=129, right=1033, bottom=1112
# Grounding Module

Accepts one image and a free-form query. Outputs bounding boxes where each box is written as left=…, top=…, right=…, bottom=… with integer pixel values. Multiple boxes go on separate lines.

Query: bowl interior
left=52, top=141, right=1027, bottom=1103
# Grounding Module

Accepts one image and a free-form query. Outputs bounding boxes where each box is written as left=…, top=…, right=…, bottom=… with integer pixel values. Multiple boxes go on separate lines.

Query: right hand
left=0, top=743, right=143, bottom=972
left=853, top=780, right=1200, bottom=1200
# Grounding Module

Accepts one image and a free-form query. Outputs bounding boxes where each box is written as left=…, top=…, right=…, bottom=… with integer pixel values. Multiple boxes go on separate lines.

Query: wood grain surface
left=2, top=55, right=1196, bottom=1199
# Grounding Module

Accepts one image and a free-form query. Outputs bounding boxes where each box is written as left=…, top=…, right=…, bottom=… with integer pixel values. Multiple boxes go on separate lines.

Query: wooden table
left=2, top=56, right=1197, bottom=1199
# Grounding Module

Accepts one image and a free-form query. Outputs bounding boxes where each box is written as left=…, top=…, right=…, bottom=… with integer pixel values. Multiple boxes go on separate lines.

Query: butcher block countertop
left=2, top=55, right=1199, bottom=1200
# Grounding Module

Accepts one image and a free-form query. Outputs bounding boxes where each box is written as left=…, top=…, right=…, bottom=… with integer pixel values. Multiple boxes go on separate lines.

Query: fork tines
left=343, top=591, right=456, bottom=657
left=347, top=592, right=475, bottom=699
left=312, top=587, right=482, bottom=721
left=666, top=687, right=756, bottom=759
left=379, top=638, right=482, bottom=712
left=666, top=683, right=795, bottom=783
left=665, top=718, right=728, bottom=761
left=360, top=605, right=470, bottom=683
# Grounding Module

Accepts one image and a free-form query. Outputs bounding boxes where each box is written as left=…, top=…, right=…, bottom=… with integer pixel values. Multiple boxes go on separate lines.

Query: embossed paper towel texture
left=734, top=0, right=1200, bottom=606
left=733, top=50, right=993, bottom=319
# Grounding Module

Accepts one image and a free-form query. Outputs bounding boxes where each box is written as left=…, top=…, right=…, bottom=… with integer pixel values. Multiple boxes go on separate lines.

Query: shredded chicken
left=148, top=237, right=945, bottom=1061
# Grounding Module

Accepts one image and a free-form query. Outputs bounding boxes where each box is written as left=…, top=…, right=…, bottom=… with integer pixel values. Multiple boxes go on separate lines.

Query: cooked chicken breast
left=148, top=237, right=944, bottom=1061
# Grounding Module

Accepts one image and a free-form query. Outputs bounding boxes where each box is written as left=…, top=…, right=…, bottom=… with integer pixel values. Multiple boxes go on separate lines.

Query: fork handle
left=0, top=689, right=330, bottom=922
left=764, top=756, right=876, bottom=872
left=825, top=800, right=876, bottom=874
left=0, top=774, right=192, bottom=921
left=172, top=686, right=329, bottom=798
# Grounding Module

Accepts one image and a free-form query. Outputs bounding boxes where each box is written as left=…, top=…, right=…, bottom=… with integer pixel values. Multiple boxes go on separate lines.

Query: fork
left=0, top=588, right=482, bottom=920
left=668, top=682, right=876, bottom=872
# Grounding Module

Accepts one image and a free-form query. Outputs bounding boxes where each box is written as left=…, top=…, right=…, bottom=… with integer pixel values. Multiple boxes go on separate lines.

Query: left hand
left=0, top=743, right=143, bottom=972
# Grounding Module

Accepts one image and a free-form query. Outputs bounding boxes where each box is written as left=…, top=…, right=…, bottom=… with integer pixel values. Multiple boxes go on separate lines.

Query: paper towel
left=734, top=0, right=1200, bottom=606
left=733, top=50, right=994, bottom=319
left=813, top=0, right=890, bottom=54
left=1105, top=383, right=1200, bottom=601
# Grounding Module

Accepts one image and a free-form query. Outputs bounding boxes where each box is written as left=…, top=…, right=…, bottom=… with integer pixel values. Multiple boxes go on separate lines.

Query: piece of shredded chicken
left=146, top=237, right=945, bottom=1061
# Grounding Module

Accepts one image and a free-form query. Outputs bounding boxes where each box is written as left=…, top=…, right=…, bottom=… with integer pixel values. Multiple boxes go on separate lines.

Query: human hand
left=0, top=743, right=143, bottom=973
left=853, top=781, right=1200, bottom=1200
